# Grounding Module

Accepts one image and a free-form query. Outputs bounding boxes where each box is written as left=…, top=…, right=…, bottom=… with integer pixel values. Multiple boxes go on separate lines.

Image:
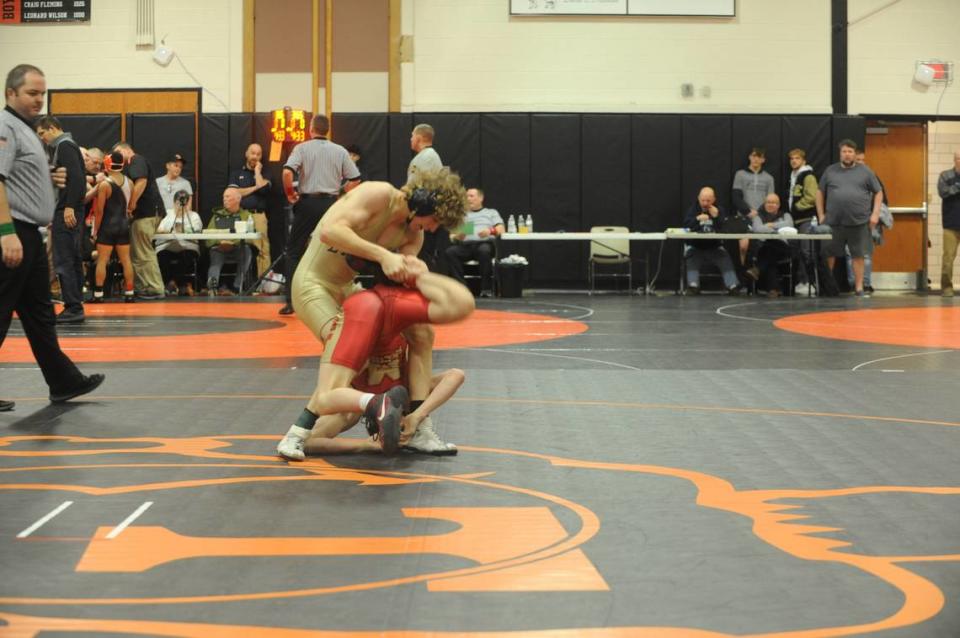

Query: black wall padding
left=126, top=113, right=197, bottom=189
left=388, top=113, right=413, bottom=186
left=227, top=114, right=253, bottom=175
left=421, top=113, right=481, bottom=188
left=632, top=115, right=683, bottom=288
left=479, top=114, right=531, bottom=215
left=781, top=116, right=831, bottom=178
left=681, top=116, right=733, bottom=213
left=530, top=114, right=582, bottom=282
left=199, top=114, right=229, bottom=224
left=581, top=114, right=631, bottom=229
left=55, top=115, right=121, bottom=153
left=831, top=115, right=865, bottom=154
left=731, top=116, right=783, bottom=199
left=332, top=114, right=389, bottom=181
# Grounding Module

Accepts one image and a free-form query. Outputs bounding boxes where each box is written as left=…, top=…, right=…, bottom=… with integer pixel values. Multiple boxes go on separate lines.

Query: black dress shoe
left=278, top=304, right=295, bottom=315
left=0, top=400, right=14, bottom=412
left=49, top=373, right=105, bottom=403
left=56, top=309, right=86, bottom=324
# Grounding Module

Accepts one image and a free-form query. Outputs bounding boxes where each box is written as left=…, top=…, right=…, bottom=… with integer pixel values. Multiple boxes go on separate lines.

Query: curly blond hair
left=407, top=168, right=467, bottom=230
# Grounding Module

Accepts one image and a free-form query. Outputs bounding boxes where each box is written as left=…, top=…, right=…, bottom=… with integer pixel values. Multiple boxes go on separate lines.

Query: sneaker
left=276, top=425, right=310, bottom=461
left=744, top=266, right=760, bottom=281
left=363, top=386, right=408, bottom=455
left=794, top=282, right=813, bottom=296
left=855, top=289, right=870, bottom=298
left=278, top=304, right=295, bottom=315
left=864, top=285, right=875, bottom=294
left=49, top=373, right=105, bottom=403
left=123, top=291, right=135, bottom=303
left=403, top=416, right=458, bottom=456
left=942, top=288, right=954, bottom=298
left=686, top=286, right=700, bottom=296
left=56, top=309, right=86, bottom=324
left=479, top=289, right=494, bottom=299
left=767, top=289, right=781, bottom=299
left=0, top=400, right=13, bottom=412
left=726, top=286, right=741, bottom=296
left=136, top=291, right=164, bottom=300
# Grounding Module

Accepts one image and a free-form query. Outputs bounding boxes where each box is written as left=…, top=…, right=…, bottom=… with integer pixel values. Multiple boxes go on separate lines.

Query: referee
left=0, top=64, right=104, bottom=411
left=279, top=114, right=360, bottom=315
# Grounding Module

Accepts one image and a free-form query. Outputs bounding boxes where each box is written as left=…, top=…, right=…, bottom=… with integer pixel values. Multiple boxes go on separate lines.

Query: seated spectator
left=744, top=193, right=795, bottom=298
left=683, top=187, right=739, bottom=295
left=205, top=187, right=254, bottom=296
left=156, top=189, right=203, bottom=296
left=156, top=153, right=192, bottom=213
left=444, top=187, right=504, bottom=297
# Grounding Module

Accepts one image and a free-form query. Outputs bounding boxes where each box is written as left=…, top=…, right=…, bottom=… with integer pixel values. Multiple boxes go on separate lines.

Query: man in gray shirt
left=816, top=139, right=883, bottom=297
left=732, top=147, right=776, bottom=267
left=409, top=123, right=446, bottom=272
left=445, top=187, right=505, bottom=297
left=0, top=64, right=104, bottom=411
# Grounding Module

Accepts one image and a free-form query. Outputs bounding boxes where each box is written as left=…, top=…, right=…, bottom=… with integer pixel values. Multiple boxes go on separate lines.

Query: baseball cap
left=167, top=153, right=186, bottom=166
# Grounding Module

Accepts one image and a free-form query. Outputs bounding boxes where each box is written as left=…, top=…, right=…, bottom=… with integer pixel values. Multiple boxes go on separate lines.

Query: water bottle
left=507, top=214, right=517, bottom=234
left=518, top=214, right=528, bottom=234
left=526, top=214, right=533, bottom=233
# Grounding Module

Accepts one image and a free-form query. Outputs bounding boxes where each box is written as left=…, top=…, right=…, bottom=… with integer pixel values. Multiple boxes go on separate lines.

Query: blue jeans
left=685, top=246, right=739, bottom=289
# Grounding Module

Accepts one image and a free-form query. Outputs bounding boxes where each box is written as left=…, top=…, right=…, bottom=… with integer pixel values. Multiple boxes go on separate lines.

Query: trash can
left=499, top=264, right=526, bottom=298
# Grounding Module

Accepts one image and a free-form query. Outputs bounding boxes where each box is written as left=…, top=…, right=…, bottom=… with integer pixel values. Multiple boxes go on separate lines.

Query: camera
left=174, top=190, right=190, bottom=206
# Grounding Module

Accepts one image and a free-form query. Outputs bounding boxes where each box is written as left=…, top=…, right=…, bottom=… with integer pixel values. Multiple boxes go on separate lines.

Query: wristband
left=0, top=222, right=15, bottom=236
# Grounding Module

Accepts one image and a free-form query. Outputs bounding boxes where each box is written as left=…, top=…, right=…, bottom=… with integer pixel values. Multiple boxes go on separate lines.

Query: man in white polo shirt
left=445, top=187, right=504, bottom=297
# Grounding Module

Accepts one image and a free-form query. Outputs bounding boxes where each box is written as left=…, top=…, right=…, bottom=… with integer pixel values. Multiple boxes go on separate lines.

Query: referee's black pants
left=284, top=195, right=336, bottom=305
left=0, top=220, right=84, bottom=391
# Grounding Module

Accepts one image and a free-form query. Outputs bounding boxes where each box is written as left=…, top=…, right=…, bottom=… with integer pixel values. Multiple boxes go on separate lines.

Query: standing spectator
left=229, top=143, right=272, bottom=278
left=845, top=149, right=890, bottom=294
left=279, top=115, right=360, bottom=315
left=408, top=123, right=446, bottom=273
left=732, top=148, right=776, bottom=268
left=786, top=148, right=818, bottom=291
left=205, top=187, right=255, bottom=296
left=90, top=151, right=134, bottom=302
left=35, top=115, right=86, bottom=323
left=445, top=187, right=504, bottom=297
left=816, top=139, right=883, bottom=297
left=682, top=187, right=740, bottom=295
left=113, top=142, right=165, bottom=299
left=156, top=153, right=192, bottom=213
left=937, top=150, right=960, bottom=297
left=0, top=63, right=104, bottom=412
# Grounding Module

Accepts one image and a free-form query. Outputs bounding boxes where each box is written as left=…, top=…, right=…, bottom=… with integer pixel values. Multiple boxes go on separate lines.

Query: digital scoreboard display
left=270, top=108, right=308, bottom=144
left=1, top=0, right=91, bottom=23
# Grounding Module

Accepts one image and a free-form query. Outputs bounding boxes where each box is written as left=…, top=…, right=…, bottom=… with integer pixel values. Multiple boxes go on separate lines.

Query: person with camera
left=682, top=186, right=740, bottom=295
left=155, top=189, right=202, bottom=296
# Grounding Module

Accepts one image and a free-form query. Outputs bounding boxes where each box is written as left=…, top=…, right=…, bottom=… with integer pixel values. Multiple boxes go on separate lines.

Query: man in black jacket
left=682, top=187, right=740, bottom=294
left=36, top=115, right=86, bottom=323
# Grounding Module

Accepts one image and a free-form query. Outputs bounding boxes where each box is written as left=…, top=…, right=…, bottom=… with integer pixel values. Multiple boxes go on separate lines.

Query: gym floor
left=1, top=291, right=958, bottom=637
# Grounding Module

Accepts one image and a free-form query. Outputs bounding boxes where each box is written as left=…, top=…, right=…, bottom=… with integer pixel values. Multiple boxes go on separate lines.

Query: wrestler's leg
left=303, top=413, right=381, bottom=455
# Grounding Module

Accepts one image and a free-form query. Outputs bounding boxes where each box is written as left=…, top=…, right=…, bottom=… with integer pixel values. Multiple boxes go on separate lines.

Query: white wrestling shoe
left=277, top=425, right=310, bottom=461
left=403, top=416, right=458, bottom=456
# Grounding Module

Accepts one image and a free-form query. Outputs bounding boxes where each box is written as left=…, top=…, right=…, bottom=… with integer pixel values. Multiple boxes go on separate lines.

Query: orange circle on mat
left=775, top=306, right=960, bottom=349
left=0, top=303, right=588, bottom=363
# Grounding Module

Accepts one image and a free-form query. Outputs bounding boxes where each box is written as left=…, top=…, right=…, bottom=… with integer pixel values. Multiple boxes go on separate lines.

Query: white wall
left=405, top=0, right=832, bottom=113
left=849, top=0, right=960, bottom=117
left=0, top=0, right=244, bottom=113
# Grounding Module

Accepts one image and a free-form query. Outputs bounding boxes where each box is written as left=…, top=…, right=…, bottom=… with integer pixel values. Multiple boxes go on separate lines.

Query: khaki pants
left=942, top=227, right=960, bottom=291
left=130, top=217, right=164, bottom=296
left=251, top=211, right=271, bottom=277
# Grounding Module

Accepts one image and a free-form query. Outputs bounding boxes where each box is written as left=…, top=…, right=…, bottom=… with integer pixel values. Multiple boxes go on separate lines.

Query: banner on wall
left=1, top=0, right=91, bottom=23
left=510, top=0, right=734, bottom=16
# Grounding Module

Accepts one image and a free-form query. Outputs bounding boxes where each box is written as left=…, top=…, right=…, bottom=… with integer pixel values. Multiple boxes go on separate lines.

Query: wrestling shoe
left=49, top=373, right=105, bottom=403
left=363, top=386, right=408, bottom=455
left=276, top=425, right=310, bottom=461
left=404, top=416, right=458, bottom=456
